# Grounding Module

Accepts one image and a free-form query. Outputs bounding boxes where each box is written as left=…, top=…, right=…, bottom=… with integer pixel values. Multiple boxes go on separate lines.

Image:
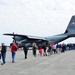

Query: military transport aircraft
left=3, top=15, right=75, bottom=47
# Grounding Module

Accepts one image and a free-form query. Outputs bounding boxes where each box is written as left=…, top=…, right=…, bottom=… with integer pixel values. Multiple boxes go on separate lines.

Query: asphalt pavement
left=0, top=48, right=75, bottom=75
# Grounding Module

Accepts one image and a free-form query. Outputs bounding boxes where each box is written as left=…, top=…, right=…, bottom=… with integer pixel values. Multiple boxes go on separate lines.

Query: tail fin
left=65, top=15, right=75, bottom=36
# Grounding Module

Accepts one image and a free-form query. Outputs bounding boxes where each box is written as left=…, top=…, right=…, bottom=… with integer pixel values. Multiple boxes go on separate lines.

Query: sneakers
left=12, top=61, right=15, bottom=63
left=1, top=63, right=3, bottom=65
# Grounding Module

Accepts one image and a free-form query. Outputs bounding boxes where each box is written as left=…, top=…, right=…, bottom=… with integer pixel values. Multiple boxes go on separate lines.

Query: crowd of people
left=0, top=42, right=75, bottom=65
left=31, top=43, right=75, bottom=57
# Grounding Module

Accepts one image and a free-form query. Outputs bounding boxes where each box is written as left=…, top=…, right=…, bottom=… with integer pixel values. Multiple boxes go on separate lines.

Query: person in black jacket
left=0, top=49, right=1, bottom=63
left=23, top=44, right=28, bottom=59
left=62, top=44, right=66, bottom=53
left=1, top=43, right=7, bottom=64
left=42, top=44, right=47, bottom=56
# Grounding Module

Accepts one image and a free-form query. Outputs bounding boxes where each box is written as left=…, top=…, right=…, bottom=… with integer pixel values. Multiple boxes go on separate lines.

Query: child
left=38, top=46, right=43, bottom=56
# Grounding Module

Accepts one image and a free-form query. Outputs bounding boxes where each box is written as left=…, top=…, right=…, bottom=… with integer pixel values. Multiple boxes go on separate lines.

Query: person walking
left=23, top=44, right=28, bottom=59
left=42, top=44, right=47, bottom=56
left=32, top=42, right=37, bottom=57
left=47, top=44, right=52, bottom=56
left=62, top=44, right=66, bottom=53
left=10, top=43, right=18, bottom=63
left=38, top=46, right=43, bottom=56
left=1, top=43, right=7, bottom=64
left=52, top=44, right=56, bottom=54
left=0, top=48, right=1, bottom=64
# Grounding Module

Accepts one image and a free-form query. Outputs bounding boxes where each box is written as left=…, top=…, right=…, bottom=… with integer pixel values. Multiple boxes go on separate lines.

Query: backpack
left=14, top=44, right=18, bottom=51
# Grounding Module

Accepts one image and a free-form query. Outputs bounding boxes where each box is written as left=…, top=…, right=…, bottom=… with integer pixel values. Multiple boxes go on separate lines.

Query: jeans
left=1, top=53, right=6, bottom=64
left=12, top=52, right=16, bottom=63
left=24, top=50, right=28, bottom=59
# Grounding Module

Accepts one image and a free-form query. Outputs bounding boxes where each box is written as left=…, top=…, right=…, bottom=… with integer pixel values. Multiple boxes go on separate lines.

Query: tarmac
left=0, top=48, right=75, bottom=75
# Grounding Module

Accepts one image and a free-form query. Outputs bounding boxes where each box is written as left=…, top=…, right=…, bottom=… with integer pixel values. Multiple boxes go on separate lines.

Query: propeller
left=12, top=32, right=16, bottom=43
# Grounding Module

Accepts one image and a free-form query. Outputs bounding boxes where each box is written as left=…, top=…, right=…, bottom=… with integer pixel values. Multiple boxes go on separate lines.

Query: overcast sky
left=0, top=0, right=75, bottom=45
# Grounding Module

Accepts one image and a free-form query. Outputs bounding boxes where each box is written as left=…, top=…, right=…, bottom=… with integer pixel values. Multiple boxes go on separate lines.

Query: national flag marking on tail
left=71, top=22, right=75, bottom=25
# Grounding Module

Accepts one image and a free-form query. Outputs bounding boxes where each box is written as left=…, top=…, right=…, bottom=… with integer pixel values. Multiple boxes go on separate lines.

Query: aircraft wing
left=3, top=33, right=46, bottom=40
left=27, top=35, right=46, bottom=40
left=3, top=33, right=28, bottom=38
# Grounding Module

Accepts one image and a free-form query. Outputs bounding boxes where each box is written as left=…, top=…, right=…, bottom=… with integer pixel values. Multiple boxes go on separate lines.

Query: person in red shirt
left=38, top=46, right=43, bottom=56
left=10, top=42, right=18, bottom=63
